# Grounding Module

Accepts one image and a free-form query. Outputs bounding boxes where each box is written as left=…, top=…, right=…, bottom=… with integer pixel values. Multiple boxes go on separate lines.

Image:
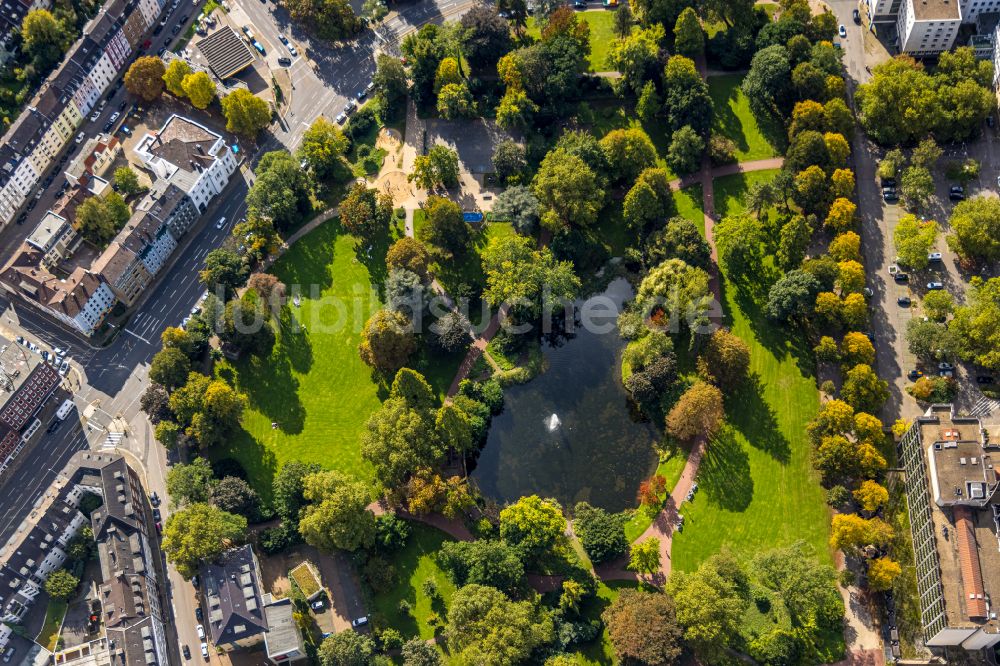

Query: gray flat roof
left=196, top=26, right=256, bottom=80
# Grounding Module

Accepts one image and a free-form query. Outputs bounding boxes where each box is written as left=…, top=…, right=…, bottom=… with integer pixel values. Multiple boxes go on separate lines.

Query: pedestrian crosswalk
left=102, top=432, right=124, bottom=450
left=970, top=395, right=1000, bottom=418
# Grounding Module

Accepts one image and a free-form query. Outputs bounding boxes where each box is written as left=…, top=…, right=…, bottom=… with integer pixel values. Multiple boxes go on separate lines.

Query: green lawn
left=671, top=184, right=704, bottom=235
left=623, top=450, right=688, bottom=543
left=37, top=599, right=67, bottom=651
left=712, top=169, right=783, bottom=219
left=370, top=522, right=457, bottom=640
left=670, top=174, right=831, bottom=572
left=708, top=74, right=785, bottom=162
left=211, top=221, right=397, bottom=496
left=527, top=10, right=624, bottom=72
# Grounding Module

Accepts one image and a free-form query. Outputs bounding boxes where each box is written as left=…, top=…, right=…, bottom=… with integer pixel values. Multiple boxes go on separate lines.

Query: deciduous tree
left=298, top=117, right=349, bottom=180
left=162, top=503, right=247, bottom=578
left=603, top=588, right=682, bottom=664
left=499, top=495, right=565, bottom=557
left=181, top=71, right=215, bottom=109
left=298, top=470, right=375, bottom=551
left=124, top=56, right=166, bottom=101
left=359, top=309, right=416, bottom=373
left=221, top=88, right=271, bottom=137
left=339, top=183, right=392, bottom=241
left=666, top=381, right=724, bottom=441
left=411, top=144, right=459, bottom=189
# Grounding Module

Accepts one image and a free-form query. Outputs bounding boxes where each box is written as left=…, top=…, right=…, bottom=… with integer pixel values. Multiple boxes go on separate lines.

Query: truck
left=56, top=399, right=76, bottom=421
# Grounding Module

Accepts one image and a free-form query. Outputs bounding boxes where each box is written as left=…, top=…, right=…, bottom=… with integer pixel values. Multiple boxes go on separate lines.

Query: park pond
left=472, top=277, right=660, bottom=512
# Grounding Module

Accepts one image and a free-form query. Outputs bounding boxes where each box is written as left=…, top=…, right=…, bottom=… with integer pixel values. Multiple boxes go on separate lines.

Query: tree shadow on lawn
left=722, top=267, right=816, bottom=381
left=210, top=426, right=279, bottom=500
left=237, top=348, right=307, bottom=435
left=710, top=78, right=753, bottom=157
left=277, top=305, right=313, bottom=374
left=273, top=221, right=340, bottom=294
left=352, top=228, right=391, bottom=292
left=700, top=425, right=753, bottom=512
left=725, top=373, right=791, bottom=464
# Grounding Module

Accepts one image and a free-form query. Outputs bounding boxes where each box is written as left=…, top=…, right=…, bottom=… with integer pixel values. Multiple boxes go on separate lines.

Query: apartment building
left=25, top=211, right=82, bottom=269
left=899, top=405, right=1000, bottom=653
left=0, top=361, right=60, bottom=477
left=64, top=133, right=123, bottom=186
left=897, top=0, right=963, bottom=56
left=0, top=247, right=116, bottom=336
left=134, top=114, right=238, bottom=213
left=0, top=452, right=168, bottom=664
left=0, top=0, right=168, bottom=228
left=0, top=164, right=203, bottom=334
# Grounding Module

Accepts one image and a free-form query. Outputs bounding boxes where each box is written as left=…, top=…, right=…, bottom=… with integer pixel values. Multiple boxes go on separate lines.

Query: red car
left=142, top=39, right=152, bottom=49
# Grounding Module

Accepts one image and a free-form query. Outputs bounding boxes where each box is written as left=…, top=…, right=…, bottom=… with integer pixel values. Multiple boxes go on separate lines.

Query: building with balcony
left=134, top=114, right=238, bottom=212
left=899, top=404, right=1000, bottom=654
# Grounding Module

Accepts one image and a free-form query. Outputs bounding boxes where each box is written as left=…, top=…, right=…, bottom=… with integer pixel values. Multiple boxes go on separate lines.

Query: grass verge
left=38, top=599, right=67, bottom=651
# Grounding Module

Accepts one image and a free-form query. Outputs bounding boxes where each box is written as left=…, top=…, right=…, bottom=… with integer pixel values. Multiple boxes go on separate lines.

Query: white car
left=351, top=615, right=370, bottom=628
left=109, top=111, right=120, bottom=123
left=928, top=252, right=943, bottom=262
left=89, top=111, right=100, bottom=121
left=838, top=24, right=847, bottom=37
left=75, top=132, right=86, bottom=144
left=310, top=599, right=324, bottom=610
left=196, top=624, right=205, bottom=639
left=216, top=217, right=226, bottom=230
left=938, top=362, right=954, bottom=371
left=200, top=643, right=209, bottom=659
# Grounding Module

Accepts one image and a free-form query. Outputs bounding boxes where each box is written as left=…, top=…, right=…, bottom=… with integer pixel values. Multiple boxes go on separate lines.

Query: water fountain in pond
left=546, top=414, right=561, bottom=432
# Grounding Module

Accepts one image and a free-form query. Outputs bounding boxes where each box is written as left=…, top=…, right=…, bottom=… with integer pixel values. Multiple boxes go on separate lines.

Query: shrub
left=345, top=105, right=378, bottom=141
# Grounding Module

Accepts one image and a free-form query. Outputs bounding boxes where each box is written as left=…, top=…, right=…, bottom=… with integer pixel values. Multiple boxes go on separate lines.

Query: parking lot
left=874, top=129, right=1000, bottom=417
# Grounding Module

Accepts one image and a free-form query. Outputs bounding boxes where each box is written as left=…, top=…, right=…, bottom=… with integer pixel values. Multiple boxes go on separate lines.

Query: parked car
left=182, top=645, right=191, bottom=660
left=152, top=507, right=161, bottom=521
left=907, top=370, right=923, bottom=381
left=75, top=132, right=86, bottom=144
left=938, top=362, right=954, bottom=371
left=59, top=360, right=69, bottom=376
left=277, top=57, right=291, bottom=66
left=893, top=272, right=909, bottom=283
left=948, top=185, right=965, bottom=200
left=344, top=100, right=357, bottom=114
left=927, top=281, right=944, bottom=290
left=15, top=336, right=23, bottom=345
left=195, top=607, right=203, bottom=622
left=196, top=624, right=205, bottom=640
left=838, top=24, right=847, bottom=37
left=573, top=0, right=586, bottom=7
left=89, top=110, right=100, bottom=122
left=103, top=120, right=114, bottom=132
left=882, top=186, right=898, bottom=202
left=200, top=643, right=209, bottom=660
left=150, top=491, right=160, bottom=506
left=351, top=615, right=370, bottom=628
left=897, top=296, right=911, bottom=306
left=279, top=34, right=288, bottom=44
left=335, top=112, right=347, bottom=124
left=928, top=252, right=943, bottom=262
left=852, top=8, right=860, bottom=22
left=40, top=351, right=50, bottom=362
left=311, top=599, right=325, bottom=610
left=288, top=45, right=297, bottom=57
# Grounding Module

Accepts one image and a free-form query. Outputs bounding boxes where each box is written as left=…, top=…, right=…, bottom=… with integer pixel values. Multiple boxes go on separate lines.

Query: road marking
left=122, top=328, right=152, bottom=345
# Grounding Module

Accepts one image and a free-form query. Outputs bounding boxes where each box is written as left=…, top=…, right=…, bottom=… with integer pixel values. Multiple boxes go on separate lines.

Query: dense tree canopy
left=481, top=234, right=580, bottom=321
left=298, top=470, right=375, bottom=551
left=603, top=589, right=683, bottom=665
left=951, top=277, right=1000, bottom=370
left=447, top=584, right=554, bottom=665
left=499, top=495, right=565, bottom=557
left=221, top=88, right=271, bottom=137
left=162, top=503, right=247, bottom=578
left=948, top=196, right=1000, bottom=263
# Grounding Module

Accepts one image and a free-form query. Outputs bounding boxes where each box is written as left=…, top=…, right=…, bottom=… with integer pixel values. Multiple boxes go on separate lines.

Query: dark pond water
left=472, top=277, right=660, bottom=512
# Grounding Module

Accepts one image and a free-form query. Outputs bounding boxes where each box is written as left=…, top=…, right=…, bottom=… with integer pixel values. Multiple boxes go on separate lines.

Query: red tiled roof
left=954, top=506, right=989, bottom=619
